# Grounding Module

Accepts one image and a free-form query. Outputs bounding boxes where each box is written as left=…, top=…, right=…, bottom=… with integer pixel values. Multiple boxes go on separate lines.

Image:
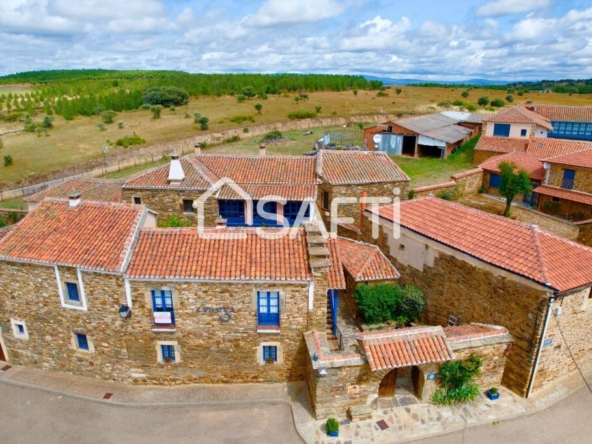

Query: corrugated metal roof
left=397, top=113, right=460, bottom=133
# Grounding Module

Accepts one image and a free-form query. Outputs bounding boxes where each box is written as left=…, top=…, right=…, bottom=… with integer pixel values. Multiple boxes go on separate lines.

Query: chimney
left=168, top=149, right=185, bottom=185
left=68, top=191, right=82, bottom=208
left=194, top=141, right=201, bottom=155
left=259, top=144, right=266, bottom=156
left=215, top=217, right=227, bottom=229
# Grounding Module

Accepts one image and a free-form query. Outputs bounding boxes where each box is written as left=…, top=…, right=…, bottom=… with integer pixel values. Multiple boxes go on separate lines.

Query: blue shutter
left=161, top=345, right=175, bottom=362
left=263, top=346, right=277, bottom=362
left=562, top=170, right=575, bottom=189
left=493, top=124, right=511, bottom=137
left=258, top=291, right=280, bottom=326
left=489, top=174, right=502, bottom=189
left=219, top=200, right=246, bottom=226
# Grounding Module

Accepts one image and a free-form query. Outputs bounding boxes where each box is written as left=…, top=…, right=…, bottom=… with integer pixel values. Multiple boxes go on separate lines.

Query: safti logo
left=194, top=178, right=400, bottom=240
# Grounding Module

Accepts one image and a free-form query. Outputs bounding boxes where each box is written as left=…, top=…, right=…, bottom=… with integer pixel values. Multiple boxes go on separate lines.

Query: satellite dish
left=372, top=134, right=382, bottom=144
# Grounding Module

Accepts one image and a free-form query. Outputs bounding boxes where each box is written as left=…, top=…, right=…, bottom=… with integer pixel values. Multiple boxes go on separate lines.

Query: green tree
left=477, top=96, right=489, bottom=107
left=240, top=86, right=256, bottom=99
left=236, top=94, right=246, bottom=103
left=254, top=103, right=262, bottom=114
left=117, top=121, right=124, bottom=129
left=506, top=94, right=514, bottom=103
left=353, top=87, right=358, bottom=96
left=150, top=105, right=163, bottom=119
left=197, top=116, right=209, bottom=131
left=42, top=115, right=54, bottom=128
left=490, top=98, right=505, bottom=107
left=0, top=137, right=3, bottom=149
left=461, top=90, right=469, bottom=98
left=499, top=161, right=532, bottom=217
left=395, top=88, right=402, bottom=95
left=101, top=110, right=117, bottom=124
left=4, top=155, right=13, bottom=167
left=193, top=112, right=201, bottom=123
left=142, top=86, right=189, bottom=107
left=315, top=105, right=322, bottom=113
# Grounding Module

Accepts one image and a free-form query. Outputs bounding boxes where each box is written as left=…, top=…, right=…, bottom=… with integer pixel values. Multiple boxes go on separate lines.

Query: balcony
left=152, top=311, right=175, bottom=331
left=561, top=178, right=574, bottom=190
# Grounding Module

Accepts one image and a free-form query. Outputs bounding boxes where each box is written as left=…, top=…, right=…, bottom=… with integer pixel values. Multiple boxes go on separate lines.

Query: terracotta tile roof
left=542, top=147, right=592, bottom=169
left=217, top=184, right=317, bottom=201
left=484, top=105, right=553, bottom=130
left=525, top=138, right=592, bottom=158
left=0, top=225, right=16, bottom=241
left=479, top=153, right=546, bottom=181
left=317, top=150, right=409, bottom=185
left=531, top=105, right=592, bottom=123
left=451, top=168, right=483, bottom=180
left=444, top=324, right=509, bottom=343
left=356, top=326, right=454, bottom=371
left=534, top=185, right=592, bottom=206
left=326, top=237, right=399, bottom=289
left=475, top=136, right=529, bottom=154
left=367, top=196, right=592, bottom=292
left=123, top=158, right=213, bottom=190
left=196, top=155, right=318, bottom=185
left=25, top=179, right=123, bottom=203
left=0, top=199, right=146, bottom=272
left=127, top=227, right=312, bottom=281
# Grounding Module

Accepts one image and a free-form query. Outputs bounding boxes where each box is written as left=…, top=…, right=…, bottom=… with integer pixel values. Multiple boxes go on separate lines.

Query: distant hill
left=363, top=75, right=511, bottom=86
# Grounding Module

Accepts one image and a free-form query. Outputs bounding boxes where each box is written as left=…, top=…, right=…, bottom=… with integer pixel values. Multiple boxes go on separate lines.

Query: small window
left=263, top=345, right=277, bottom=362
left=76, top=333, right=89, bottom=351
left=161, top=344, right=176, bottom=363
left=66, top=282, right=80, bottom=303
left=133, top=196, right=142, bottom=205
left=386, top=125, right=393, bottom=133
left=552, top=197, right=560, bottom=202
left=17, top=324, right=24, bottom=334
left=11, top=320, right=28, bottom=340
left=182, top=199, right=194, bottom=213
left=520, top=129, right=527, bottom=137
left=322, top=191, right=329, bottom=210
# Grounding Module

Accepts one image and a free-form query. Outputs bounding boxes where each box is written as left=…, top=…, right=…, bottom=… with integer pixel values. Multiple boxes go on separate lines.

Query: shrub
left=432, top=355, right=483, bottom=405
left=438, top=100, right=451, bottom=108
left=0, top=137, right=3, bottom=149
left=438, top=190, right=453, bottom=201
left=260, top=130, right=283, bottom=143
left=315, top=105, right=322, bottom=113
left=408, top=189, right=415, bottom=200
left=140, top=103, right=152, bottom=110
left=193, top=112, right=201, bottom=123
left=517, top=90, right=524, bottom=96
left=478, top=185, right=485, bottom=193
left=142, top=86, right=189, bottom=107
left=477, top=96, right=489, bottom=107
left=236, top=94, right=246, bottom=103
left=229, top=115, right=255, bottom=124
left=101, top=110, right=117, bottom=124
left=97, top=123, right=106, bottom=131
left=326, top=418, right=339, bottom=434
left=4, top=155, right=13, bottom=166
left=466, top=104, right=478, bottom=112
left=117, top=121, right=124, bottom=129
left=157, top=215, right=192, bottom=228
left=240, top=86, right=256, bottom=99
left=353, top=284, right=403, bottom=324
left=184, top=111, right=190, bottom=119
left=150, top=105, right=163, bottom=119
left=489, top=387, right=499, bottom=395
left=197, top=116, right=209, bottom=131
left=377, top=91, right=389, bottom=97
left=395, top=88, right=402, bottom=95
left=243, top=127, right=249, bottom=133
left=259, top=92, right=268, bottom=100
left=0, top=112, right=23, bottom=122
left=116, top=132, right=146, bottom=148
left=490, top=98, right=505, bottom=108
left=452, top=100, right=464, bottom=106
left=169, top=106, right=176, bottom=114
left=461, top=90, right=469, bottom=98
left=42, top=115, right=54, bottom=128
left=224, top=135, right=240, bottom=144
left=400, top=285, right=426, bottom=322
left=571, top=211, right=587, bottom=221
left=288, top=110, right=316, bottom=120
left=254, top=103, right=262, bottom=114
left=506, top=94, right=514, bottom=103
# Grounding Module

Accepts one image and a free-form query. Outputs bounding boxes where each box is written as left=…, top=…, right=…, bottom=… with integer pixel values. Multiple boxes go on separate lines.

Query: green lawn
left=0, top=197, right=26, bottom=210
left=102, top=158, right=169, bottom=179
left=393, top=135, right=479, bottom=188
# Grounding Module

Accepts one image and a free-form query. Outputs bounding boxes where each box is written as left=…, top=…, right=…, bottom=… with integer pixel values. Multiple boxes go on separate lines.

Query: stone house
left=482, top=105, right=553, bottom=139
left=534, top=148, right=592, bottom=221
left=363, top=196, right=592, bottom=398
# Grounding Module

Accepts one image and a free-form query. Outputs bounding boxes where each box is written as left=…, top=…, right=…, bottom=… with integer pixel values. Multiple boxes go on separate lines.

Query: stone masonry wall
left=473, top=150, right=503, bottom=165
left=359, top=218, right=549, bottom=397
left=577, top=220, right=592, bottom=247
left=538, top=194, right=592, bottom=221
left=121, top=189, right=219, bottom=225
left=547, top=164, right=592, bottom=194
left=453, top=170, right=484, bottom=197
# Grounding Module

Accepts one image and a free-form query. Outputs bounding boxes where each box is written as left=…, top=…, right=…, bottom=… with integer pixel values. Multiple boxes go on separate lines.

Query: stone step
left=347, top=405, right=374, bottom=422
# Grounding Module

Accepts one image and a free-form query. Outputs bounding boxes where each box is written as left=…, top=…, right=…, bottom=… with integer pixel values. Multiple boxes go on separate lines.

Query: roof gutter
left=526, top=291, right=556, bottom=398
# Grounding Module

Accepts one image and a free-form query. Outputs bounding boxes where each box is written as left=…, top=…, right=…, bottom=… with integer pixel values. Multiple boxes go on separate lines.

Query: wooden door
left=411, top=366, right=420, bottom=396
left=378, top=369, right=397, bottom=397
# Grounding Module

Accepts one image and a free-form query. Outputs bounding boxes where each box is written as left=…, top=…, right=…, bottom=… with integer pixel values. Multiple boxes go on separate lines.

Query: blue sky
left=1, top=0, right=591, bottom=80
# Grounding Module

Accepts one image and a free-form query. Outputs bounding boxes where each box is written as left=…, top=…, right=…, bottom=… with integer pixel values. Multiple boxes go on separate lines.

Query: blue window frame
left=252, top=201, right=279, bottom=227
left=284, top=201, right=310, bottom=226
left=489, top=174, right=501, bottom=189
left=550, top=121, right=592, bottom=141
left=258, top=291, right=280, bottom=326
left=151, top=290, right=175, bottom=324
left=17, top=324, right=25, bottom=334
left=76, top=333, right=89, bottom=351
left=263, top=345, right=277, bottom=362
left=161, top=344, right=176, bottom=362
left=520, top=129, right=527, bottom=137
left=66, top=282, right=80, bottom=302
left=218, top=200, right=246, bottom=226
left=562, top=169, right=575, bottom=190
left=493, top=124, right=511, bottom=137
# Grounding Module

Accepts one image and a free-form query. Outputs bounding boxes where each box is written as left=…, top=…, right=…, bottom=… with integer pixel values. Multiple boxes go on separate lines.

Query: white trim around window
left=156, top=341, right=181, bottom=364
left=55, top=266, right=88, bottom=311
left=256, top=342, right=284, bottom=365
left=10, top=319, right=29, bottom=340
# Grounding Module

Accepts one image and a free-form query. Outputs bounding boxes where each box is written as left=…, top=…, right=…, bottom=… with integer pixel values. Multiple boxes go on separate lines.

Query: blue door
left=258, top=291, right=279, bottom=326
left=523, top=184, right=538, bottom=206
left=562, top=170, right=575, bottom=189
left=489, top=174, right=501, bottom=189
left=152, top=290, right=175, bottom=324
left=328, top=289, right=338, bottom=337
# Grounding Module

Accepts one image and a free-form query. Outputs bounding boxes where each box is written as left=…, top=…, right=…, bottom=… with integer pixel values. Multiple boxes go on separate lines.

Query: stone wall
left=413, top=182, right=456, bottom=199
left=473, top=150, right=503, bottom=165
left=452, top=169, right=484, bottom=197
left=121, top=189, right=219, bottom=225
left=538, top=194, right=592, bottom=221
left=547, top=164, right=592, bottom=193
left=576, top=220, right=592, bottom=247
left=359, top=218, right=550, bottom=397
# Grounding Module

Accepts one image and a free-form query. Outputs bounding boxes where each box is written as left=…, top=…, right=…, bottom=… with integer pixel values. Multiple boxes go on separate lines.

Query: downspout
left=526, top=292, right=556, bottom=398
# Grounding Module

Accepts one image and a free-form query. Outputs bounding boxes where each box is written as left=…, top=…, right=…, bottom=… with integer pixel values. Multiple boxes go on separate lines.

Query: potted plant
left=265, top=357, right=275, bottom=364
left=164, top=358, right=174, bottom=364
left=326, top=417, right=339, bottom=437
left=486, top=387, right=500, bottom=400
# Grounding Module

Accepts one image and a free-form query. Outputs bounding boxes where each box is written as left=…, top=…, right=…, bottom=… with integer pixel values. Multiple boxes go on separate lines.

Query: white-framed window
left=72, top=331, right=94, bottom=353
left=257, top=342, right=283, bottom=365
left=55, top=266, right=88, bottom=311
left=11, top=319, right=29, bottom=340
left=156, top=341, right=181, bottom=364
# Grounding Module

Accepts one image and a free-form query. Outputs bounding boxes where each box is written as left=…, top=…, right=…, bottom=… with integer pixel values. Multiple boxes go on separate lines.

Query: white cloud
left=340, top=16, right=411, bottom=51
left=242, top=0, right=345, bottom=27
left=476, top=0, right=552, bottom=17
left=49, top=0, right=165, bottom=21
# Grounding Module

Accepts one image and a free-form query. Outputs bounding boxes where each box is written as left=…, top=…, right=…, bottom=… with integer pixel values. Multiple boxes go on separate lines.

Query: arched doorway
left=378, top=369, right=397, bottom=397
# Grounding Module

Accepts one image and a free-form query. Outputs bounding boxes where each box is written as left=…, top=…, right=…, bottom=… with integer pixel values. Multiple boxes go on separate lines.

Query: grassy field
left=2, top=85, right=592, bottom=188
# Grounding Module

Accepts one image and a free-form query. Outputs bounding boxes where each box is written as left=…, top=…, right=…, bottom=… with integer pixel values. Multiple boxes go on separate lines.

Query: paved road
left=417, top=387, right=592, bottom=444
left=0, top=384, right=304, bottom=444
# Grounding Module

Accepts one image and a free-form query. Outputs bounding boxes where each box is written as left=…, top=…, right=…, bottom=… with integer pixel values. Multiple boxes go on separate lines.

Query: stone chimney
left=194, top=141, right=201, bottom=155
left=215, top=218, right=227, bottom=229
left=259, top=144, right=266, bottom=156
left=68, top=191, right=82, bottom=208
left=168, top=149, right=185, bottom=185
